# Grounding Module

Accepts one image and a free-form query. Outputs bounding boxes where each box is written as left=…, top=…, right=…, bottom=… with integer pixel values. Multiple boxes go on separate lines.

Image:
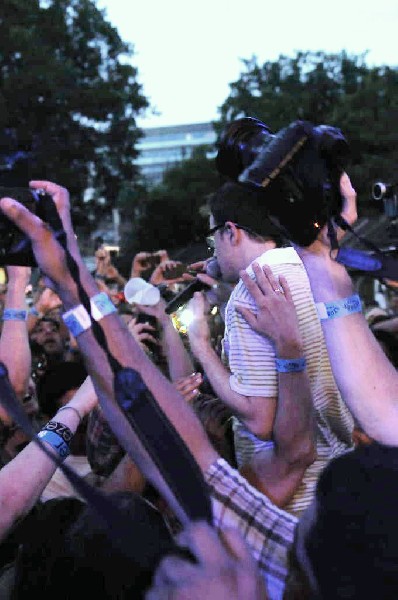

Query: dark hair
left=304, top=443, right=398, bottom=599
left=208, top=181, right=285, bottom=245
left=215, top=117, right=274, bottom=181
left=11, top=492, right=177, bottom=599
left=36, top=361, right=88, bottom=417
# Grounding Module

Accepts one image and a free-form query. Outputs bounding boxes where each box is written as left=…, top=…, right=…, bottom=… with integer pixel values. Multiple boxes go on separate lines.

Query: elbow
left=281, top=436, right=317, bottom=470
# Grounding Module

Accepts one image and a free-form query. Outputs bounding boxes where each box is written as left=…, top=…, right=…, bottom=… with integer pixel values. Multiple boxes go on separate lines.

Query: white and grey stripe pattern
left=223, top=247, right=354, bottom=516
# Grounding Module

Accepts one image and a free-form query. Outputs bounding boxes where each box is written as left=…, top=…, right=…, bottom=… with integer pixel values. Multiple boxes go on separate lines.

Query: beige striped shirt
left=223, top=246, right=354, bottom=516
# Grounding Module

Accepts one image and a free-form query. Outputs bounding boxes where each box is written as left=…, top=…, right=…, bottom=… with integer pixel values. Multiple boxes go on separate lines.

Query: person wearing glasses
left=187, top=179, right=355, bottom=516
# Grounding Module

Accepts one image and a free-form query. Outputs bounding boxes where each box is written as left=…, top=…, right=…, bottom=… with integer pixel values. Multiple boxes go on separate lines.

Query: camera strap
left=329, top=215, right=398, bottom=280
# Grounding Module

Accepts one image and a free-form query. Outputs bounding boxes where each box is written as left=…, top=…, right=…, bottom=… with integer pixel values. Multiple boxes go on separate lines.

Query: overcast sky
left=97, top=0, right=398, bottom=129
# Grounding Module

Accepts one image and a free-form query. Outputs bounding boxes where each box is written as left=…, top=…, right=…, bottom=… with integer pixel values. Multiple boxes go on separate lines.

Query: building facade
left=135, top=121, right=217, bottom=186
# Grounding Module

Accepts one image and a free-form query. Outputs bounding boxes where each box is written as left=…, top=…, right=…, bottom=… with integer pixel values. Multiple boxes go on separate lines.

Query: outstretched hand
left=0, top=196, right=76, bottom=299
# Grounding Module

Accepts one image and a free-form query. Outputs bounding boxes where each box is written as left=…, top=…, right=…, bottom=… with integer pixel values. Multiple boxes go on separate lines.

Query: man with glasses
left=187, top=179, right=354, bottom=516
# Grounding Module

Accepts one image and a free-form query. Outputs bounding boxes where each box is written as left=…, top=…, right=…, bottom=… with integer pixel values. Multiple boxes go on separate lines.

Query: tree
left=217, top=51, right=398, bottom=208
left=119, top=146, right=220, bottom=261
left=0, top=0, right=149, bottom=229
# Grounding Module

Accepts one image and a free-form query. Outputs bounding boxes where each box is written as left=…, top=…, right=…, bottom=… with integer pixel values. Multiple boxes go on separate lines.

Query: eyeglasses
left=206, top=224, right=226, bottom=249
left=206, top=222, right=259, bottom=249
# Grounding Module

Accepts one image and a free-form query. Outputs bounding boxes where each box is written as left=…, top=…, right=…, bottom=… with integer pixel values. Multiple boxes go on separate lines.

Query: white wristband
left=62, top=304, right=92, bottom=337
left=90, top=292, right=117, bottom=321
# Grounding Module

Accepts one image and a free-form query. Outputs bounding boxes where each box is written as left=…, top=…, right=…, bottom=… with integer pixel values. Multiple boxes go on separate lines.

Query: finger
left=278, top=275, right=293, bottom=303
left=175, top=521, right=228, bottom=566
left=239, top=269, right=265, bottom=303
left=139, top=333, right=159, bottom=345
left=260, top=264, right=283, bottom=294
left=234, top=304, right=257, bottom=328
left=0, top=197, right=53, bottom=242
left=153, top=554, right=197, bottom=586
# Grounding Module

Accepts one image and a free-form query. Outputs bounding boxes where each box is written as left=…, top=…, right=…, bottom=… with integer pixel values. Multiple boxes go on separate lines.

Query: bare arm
left=235, top=263, right=317, bottom=506
left=2, top=184, right=218, bottom=525
left=0, top=376, right=97, bottom=542
left=134, top=297, right=195, bottom=381
left=295, top=173, right=398, bottom=445
left=187, top=291, right=276, bottom=438
left=0, top=267, right=31, bottom=423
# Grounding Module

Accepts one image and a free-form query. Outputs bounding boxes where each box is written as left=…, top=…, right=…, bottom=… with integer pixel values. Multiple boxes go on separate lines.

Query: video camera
left=372, top=182, right=398, bottom=219
left=235, top=119, right=350, bottom=246
left=0, top=187, right=64, bottom=266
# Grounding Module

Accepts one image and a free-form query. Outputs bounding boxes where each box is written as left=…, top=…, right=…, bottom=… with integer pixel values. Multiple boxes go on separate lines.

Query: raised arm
left=1, top=183, right=218, bottom=525
left=295, top=173, right=398, bottom=445
left=0, top=266, right=32, bottom=423
left=0, top=374, right=97, bottom=542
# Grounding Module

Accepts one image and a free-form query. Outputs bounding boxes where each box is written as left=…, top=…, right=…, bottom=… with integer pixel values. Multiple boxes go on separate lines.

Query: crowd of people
left=0, top=117, right=397, bottom=598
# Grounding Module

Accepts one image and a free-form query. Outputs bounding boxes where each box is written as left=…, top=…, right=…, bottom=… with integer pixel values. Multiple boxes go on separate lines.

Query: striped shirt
left=223, top=246, right=354, bottom=516
left=205, top=457, right=297, bottom=600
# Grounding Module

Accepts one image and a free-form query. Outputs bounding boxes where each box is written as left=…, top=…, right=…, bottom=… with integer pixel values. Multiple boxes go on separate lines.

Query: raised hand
left=146, top=521, right=268, bottom=599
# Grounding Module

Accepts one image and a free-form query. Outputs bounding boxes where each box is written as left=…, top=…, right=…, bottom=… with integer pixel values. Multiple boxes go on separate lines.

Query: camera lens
left=372, top=182, right=387, bottom=201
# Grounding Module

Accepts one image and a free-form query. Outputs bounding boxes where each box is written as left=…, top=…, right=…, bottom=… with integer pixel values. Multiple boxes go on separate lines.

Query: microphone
left=165, top=279, right=208, bottom=315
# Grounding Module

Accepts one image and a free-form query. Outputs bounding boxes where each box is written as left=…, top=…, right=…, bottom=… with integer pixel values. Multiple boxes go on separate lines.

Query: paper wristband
left=2, top=309, right=28, bottom=322
left=62, top=304, right=92, bottom=337
left=275, top=357, right=307, bottom=373
left=37, top=430, right=70, bottom=460
left=90, top=292, right=117, bottom=321
left=316, top=294, right=362, bottom=320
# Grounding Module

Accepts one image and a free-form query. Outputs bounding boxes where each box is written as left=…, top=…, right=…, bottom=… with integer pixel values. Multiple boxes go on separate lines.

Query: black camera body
left=238, top=120, right=350, bottom=246
left=0, top=187, right=63, bottom=266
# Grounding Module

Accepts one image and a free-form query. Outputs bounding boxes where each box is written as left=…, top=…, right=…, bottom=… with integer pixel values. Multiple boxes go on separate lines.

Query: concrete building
left=135, top=121, right=217, bottom=186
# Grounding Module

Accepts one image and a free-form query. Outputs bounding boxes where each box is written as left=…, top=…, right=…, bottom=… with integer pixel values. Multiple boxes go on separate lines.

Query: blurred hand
left=133, top=297, right=169, bottom=326
left=186, top=292, right=212, bottom=357
left=150, top=260, right=195, bottom=286
left=33, top=286, right=63, bottom=315
left=146, top=521, right=268, bottom=600
left=174, top=372, right=203, bottom=402
left=127, top=317, right=158, bottom=351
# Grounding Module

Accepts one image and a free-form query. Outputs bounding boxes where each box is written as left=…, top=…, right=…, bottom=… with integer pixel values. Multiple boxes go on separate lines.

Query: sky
left=97, top=0, right=398, bottom=129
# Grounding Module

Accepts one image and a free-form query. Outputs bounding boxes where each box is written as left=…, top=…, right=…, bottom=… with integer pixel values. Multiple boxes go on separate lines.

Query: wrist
left=275, top=341, right=304, bottom=359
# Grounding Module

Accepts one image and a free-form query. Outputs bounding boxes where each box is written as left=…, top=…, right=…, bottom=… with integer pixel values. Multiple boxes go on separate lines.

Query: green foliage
left=217, top=51, right=398, bottom=207
left=120, top=146, right=220, bottom=258
left=0, top=0, right=148, bottom=228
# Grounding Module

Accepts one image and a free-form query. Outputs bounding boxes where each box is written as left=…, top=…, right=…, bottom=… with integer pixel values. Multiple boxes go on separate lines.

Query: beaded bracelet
left=2, top=309, right=28, bottom=322
left=275, top=357, right=307, bottom=373
left=62, top=304, right=92, bottom=337
left=37, top=430, right=70, bottom=460
left=316, top=294, right=362, bottom=320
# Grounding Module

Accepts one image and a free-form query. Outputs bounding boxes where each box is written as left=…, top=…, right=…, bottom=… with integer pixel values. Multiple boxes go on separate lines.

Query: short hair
left=208, top=181, right=285, bottom=246
left=305, top=442, right=398, bottom=599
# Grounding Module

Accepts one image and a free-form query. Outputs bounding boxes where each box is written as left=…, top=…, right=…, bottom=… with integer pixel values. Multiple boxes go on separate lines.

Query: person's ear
left=224, top=221, right=240, bottom=246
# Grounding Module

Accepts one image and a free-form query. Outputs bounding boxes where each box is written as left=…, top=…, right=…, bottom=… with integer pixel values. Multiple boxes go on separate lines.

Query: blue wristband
left=275, top=357, right=307, bottom=373
left=90, top=292, right=117, bottom=321
left=2, top=309, right=28, bottom=322
left=37, top=429, right=70, bottom=460
left=316, top=294, right=362, bottom=320
left=62, top=304, right=92, bottom=337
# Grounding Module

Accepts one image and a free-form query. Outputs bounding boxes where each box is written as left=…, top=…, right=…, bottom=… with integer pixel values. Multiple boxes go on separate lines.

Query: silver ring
left=274, top=287, right=283, bottom=294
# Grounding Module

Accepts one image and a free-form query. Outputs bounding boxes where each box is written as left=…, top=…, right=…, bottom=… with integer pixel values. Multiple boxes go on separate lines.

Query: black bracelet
left=41, top=420, right=74, bottom=444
